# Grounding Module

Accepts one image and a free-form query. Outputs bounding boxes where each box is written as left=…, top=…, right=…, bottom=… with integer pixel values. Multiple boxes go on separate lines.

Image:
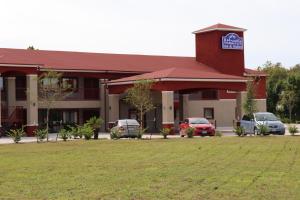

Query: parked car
left=110, top=119, right=140, bottom=138
left=240, top=112, right=285, bottom=135
left=179, top=118, right=215, bottom=137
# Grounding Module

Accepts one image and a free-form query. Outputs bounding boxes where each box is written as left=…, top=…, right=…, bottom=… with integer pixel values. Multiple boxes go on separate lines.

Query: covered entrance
left=107, top=67, right=248, bottom=133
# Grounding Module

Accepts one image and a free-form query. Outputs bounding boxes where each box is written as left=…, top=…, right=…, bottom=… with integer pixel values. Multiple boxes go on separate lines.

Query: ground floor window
left=204, top=107, right=214, bottom=119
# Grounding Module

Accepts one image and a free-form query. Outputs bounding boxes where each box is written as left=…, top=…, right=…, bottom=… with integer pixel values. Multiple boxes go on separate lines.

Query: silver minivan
left=240, top=112, right=285, bottom=135
left=111, top=119, right=140, bottom=138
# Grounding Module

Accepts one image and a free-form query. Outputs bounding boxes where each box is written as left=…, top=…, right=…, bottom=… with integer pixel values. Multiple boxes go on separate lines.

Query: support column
left=236, top=91, right=247, bottom=120
left=162, top=91, right=174, bottom=133
left=0, top=74, right=2, bottom=127
left=7, top=77, right=16, bottom=115
left=183, top=94, right=189, bottom=119
left=108, top=94, right=119, bottom=129
left=26, top=74, right=38, bottom=136
left=99, top=79, right=107, bottom=132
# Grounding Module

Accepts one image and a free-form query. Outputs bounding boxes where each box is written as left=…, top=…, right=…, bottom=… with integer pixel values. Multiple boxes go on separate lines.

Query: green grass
left=1, top=137, right=300, bottom=199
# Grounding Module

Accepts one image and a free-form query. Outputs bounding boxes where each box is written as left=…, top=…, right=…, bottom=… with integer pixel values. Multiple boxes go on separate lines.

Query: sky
left=0, top=0, right=299, bottom=68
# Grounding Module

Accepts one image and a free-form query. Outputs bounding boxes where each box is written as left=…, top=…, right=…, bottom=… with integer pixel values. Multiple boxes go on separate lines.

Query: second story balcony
left=38, top=87, right=100, bottom=101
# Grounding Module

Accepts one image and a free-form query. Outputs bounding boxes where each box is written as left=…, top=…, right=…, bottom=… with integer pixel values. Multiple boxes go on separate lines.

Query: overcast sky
left=0, top=0, right=299, bottom=68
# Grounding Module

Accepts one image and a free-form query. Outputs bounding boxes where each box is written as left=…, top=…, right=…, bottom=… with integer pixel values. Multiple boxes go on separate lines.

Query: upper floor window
left=62, top=77, right=78, bottom=91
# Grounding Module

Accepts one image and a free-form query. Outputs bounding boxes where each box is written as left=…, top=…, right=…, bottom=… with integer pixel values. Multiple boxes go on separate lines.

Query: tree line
left=258, top=61, right=300, bottom=123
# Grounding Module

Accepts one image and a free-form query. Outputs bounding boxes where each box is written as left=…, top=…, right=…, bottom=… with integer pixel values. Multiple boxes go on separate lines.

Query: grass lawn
left=0, top=137, right=300, bottom=199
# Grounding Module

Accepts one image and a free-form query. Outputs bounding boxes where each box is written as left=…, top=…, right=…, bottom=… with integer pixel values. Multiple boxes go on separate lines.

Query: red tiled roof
left=109, top=67, right=247, bottom=84
left=0, top=48, right=217, bottom=73
left=244, top=68, right=267, bottom=76
left=193, top=23, right=246, bottom=34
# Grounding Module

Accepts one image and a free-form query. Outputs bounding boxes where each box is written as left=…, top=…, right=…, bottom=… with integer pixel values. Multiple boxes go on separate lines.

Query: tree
left=125, top=79, right=155, bottom=129
left=278, top=88, right=298, bottom=121
left=38, top=70, right=73, bottom=141
left=243, top=79, right=257, bottom=116
left=27, top=46, right=38, bottom=50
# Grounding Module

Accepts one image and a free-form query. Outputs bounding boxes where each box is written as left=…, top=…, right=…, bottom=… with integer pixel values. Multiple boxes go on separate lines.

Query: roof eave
left=192, top=28, right=247, bottom=34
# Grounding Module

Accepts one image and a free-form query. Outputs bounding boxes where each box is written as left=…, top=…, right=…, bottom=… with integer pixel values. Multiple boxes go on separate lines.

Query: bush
left=110, top=128, right=121, bottom=139
left=215, top=130, right=222, bottom=137
left=257, top=124, right=269, bottom=136
left=282, top=117, right=292, bottom=124
left=68, top=125, right=82, bottom=139
left=137, top=128, right=147, bottom=139
left=34, top=129, right=47, bottom=142
left=59, top=128, right=71, bottom=141
left=186, top=127, right=195, bottom=138
left=7, top=127, right=25, bottom=143
left=160, top=128, right=171, bottom=139
left=82, top=124, right=94, bottom=140
left=234, top=126, right=245, bottom=137
left=288, top=125, right=298, bottom=136
left=86, top=117, right=104, bottom=140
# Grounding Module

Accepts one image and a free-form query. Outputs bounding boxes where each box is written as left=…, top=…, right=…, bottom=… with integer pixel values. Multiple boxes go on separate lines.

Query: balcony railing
left=38, top=87, right=100, bottom=101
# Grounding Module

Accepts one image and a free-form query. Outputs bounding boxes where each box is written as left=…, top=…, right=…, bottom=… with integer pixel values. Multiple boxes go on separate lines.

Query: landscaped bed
left=0, top=137, right=300, bottom=199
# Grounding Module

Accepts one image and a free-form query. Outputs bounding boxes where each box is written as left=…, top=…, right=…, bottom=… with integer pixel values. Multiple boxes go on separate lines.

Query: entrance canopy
left=108, top=67, right=247, bottom=94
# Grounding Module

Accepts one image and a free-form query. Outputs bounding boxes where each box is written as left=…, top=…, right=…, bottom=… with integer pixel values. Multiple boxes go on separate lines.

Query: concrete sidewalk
left=0, top=124, right=299, bottom=144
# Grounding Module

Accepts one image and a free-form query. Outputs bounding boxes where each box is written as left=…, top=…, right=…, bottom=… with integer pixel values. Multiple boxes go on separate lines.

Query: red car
left=180, top=118, right=215, bottom=137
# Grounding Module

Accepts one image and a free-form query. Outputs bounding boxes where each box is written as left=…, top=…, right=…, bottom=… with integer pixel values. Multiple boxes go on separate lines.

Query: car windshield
left=119, top=120, right=140, bottom=126
left=189, top=118, right=209, bottom=124
left=255, top=113, right=278, bottom=121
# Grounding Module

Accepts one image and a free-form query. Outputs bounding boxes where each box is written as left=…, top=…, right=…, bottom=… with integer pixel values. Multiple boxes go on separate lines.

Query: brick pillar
left=26, top=74, right=38, bottom=136
left=162, top=91, right=174, bottom=133
left=108, top=94, right=119, bottom=129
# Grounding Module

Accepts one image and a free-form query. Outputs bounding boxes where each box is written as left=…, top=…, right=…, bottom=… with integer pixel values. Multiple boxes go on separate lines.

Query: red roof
left=244, top=68, right=267, bottom=76
left=0, top=48, right=217, bottom=73
left=193, top=23, right=246, bottom=34
left=109, top=67, right=246, bottom=84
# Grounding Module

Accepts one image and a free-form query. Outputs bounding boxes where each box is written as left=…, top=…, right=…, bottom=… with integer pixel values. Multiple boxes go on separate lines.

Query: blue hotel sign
left=222, top=33, right=243, bottom=50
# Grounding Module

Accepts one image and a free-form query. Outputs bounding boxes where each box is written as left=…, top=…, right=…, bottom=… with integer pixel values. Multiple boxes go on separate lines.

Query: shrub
left=34, top=129, right=47, bottom=142
left=59, top=128, right=71, bottom=141
left=7, top=127, right=25, bottom=144
left=257, top=124, right=269, bottom=136
left=110, top=128, right=121, bottom=139
left=82, top=124, right=94, bottom=140
left=234, top=126, right=245, bottom=137
left=288, top=125, right=298, bottom=136
left=86, top=117, right=104, bottom=140
left=186, top=127, right=195, bottom=138
left=215, top=130, right=222, bottom=137
left=137, top=128, right=147, bottom=139
left=160, top=128, right=171, bottom=139
left=75, top=125, right=84, bottom=139
left=68, top=125, right=81, bottom=139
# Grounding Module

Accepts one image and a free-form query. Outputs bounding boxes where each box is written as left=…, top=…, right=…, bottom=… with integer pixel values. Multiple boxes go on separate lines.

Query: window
left=62, top=77, right=78, bottom=91
left=204, top=108, right=214, bottom=119
left=63, top=110, right=78, bottom=124
left=41, top=77, right=59, bottom=87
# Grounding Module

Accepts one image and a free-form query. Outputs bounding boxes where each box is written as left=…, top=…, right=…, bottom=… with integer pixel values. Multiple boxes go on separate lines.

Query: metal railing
left=38, top=87, right=100, bottom=101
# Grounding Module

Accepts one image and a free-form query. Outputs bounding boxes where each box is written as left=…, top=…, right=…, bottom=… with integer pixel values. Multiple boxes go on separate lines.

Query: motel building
left=0, top=23, right=267, bottom=136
